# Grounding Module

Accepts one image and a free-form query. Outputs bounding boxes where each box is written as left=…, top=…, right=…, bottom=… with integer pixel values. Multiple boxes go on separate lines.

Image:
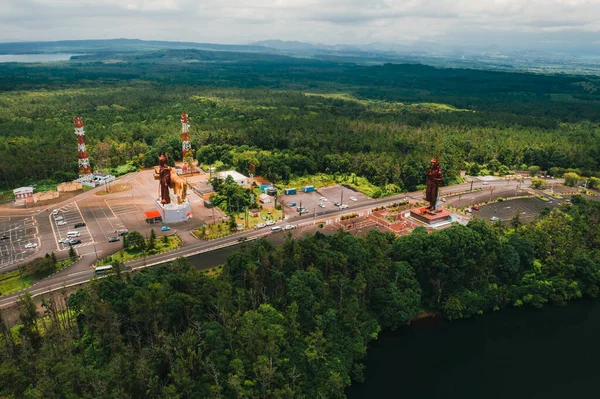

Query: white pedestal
left=156, top=200, right=191, bottom=224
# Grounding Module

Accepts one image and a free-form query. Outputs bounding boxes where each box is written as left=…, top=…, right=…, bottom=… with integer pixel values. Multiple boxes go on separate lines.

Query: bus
left=94, top=265, right=113, bottom=275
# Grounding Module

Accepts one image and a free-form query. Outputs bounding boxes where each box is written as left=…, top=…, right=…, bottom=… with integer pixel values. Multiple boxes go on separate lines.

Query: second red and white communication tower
left=73, top=116, right=92, bottom=178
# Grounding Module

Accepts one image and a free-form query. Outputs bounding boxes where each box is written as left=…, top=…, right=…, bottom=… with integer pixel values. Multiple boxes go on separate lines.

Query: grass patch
left=276, top=172, right=399, bottom=198
left=97, top=235, right=182, bottom=266
left=193, top=208, right=283, bottom=240
left=0, top=257, right=75, bottom=297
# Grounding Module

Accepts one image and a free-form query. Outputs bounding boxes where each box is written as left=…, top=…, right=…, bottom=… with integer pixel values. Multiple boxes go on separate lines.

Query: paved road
left=0, top=177, right=532, bottom=308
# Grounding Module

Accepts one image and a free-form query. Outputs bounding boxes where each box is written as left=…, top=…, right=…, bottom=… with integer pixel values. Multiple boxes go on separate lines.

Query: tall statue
left=154, top=153, right=188, bottom=205
left=425, top=157, right=443, bottom=211
left=157, top=153, right=172, bottom=204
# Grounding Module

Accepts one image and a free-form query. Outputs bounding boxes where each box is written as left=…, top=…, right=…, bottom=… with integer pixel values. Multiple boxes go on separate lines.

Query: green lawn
left=0, top=258, right=75, bottom=297
left=193, top=208, right=283, bottom=240
left=96, top=235, right=182, bottom=266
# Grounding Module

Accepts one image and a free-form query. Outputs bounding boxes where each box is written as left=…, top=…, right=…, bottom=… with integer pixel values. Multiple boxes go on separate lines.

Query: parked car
left=333, top=201, right=340, bottom=206
left=58, top=238, right=69, bottom=244
left=54, top=216, right=64, bottom=221
left=108, top=237, right=120, bottom=243
left=266, top=220, right=275, bottom=226
left=339, top=204, right=349, bottom=209
left=284, top=224, right=295, bottom=230
left=24, top=242, right=38, bottom=249
left=319, top=203, right=325, bottom=208
left=482, top=181, right=489, bottom=186
left=319, top=196, right=327, bottom=201
left=74, top=222, right=86, bottom=228
left=57, top=220, right=67, bottom=226
left=1, top=234, right=8, bottom=240
left=490, top=216, right=499, bottom=222
left=118, top=231, right=129, bottom=236
left=465, top=208, right=472, bottom=213
left=441, top=197, right=447, bottom=202
left=472, top=205, right=479, bottom=211
left=289, top=202, right=297, bottom=207
left=256, top=223, right=266, bottom=229
left=349, top=196, right=357, bottom=202
left=161, top=226, right=171, bottom=231
left=68, top=239, right=82, bottom=245
left=236, top=224, right=243, bottom=231
left=52, top=209, right=59, bottom=215
left=299, top=208, right=309, bottom=214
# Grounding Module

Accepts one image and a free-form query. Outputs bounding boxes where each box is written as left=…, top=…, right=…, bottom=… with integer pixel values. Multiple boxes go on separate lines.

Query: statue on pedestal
left=154, top=153, right=188, bottom=205
left=425, top=157, right=443, bottom=211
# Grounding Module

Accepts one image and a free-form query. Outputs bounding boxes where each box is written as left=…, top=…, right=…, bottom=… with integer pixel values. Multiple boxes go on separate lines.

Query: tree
left=147, top=228, right=156, bottom=250
left=588, top=177, right=599, bottom=190
left=123, top=231, right=146, bottom=251
left=528, top=165, right=541, bottom=177
left=530, top=178, right=545, bottom=189
left=68, top=245, right=76, bottom=259
left=563, top=172, right=580, bottom=187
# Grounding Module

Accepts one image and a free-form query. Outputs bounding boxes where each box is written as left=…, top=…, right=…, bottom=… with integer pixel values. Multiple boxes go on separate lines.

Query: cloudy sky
left=2, top=0, right=600, bottom=53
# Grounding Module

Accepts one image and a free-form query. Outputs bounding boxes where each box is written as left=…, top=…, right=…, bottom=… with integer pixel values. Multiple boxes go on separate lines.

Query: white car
left=319, top=196, right=327, bottom=202
left=490, top=216, right=499, bottom=222
left=319, top=203, right=325, bottom=208
left=54, top=216, right=64, bottom=221
left=349, top=196, right=357, bottom=202
left=24, top=242, right=38, bottom=249
left=58, top=238, right=69, bottom=244
left=256, top=223, right=266, bottom=229
left=339, top=204, right=349, bottom=209
left=284, top=224, right=295, bottom=230
left=52, top=209, right=59, bottom=215
left=482, top=181, right=489, bottom=186
left=266, top=221, right=275, bottom=226
left=57, top=221, right=67, bottom=226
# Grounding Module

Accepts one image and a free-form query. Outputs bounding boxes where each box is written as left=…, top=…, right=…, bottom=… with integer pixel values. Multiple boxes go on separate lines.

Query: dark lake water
left=347, top=300, right=600, bottom=399
left=0, top=53, right=78, bottom=63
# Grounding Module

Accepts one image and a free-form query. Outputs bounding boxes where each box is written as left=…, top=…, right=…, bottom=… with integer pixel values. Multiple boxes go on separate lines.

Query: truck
left=284, top=188, right=297, bottom=195
left=302, top=185, right=315, bottom=193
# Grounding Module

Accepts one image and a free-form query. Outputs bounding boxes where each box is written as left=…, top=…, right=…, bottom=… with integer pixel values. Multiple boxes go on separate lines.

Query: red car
left=472, top=205, right=479, bottom=211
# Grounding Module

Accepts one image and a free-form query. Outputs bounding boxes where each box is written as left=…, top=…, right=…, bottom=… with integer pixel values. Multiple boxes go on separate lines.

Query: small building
left=33, top=191, right=59, bottom=202
left=302, top=185, right=315, bottom=193
left=259, top=193, right=271, bottom=204
left=218, top=170, right=251, bottom=187
left=266, top=187, right=278, bottom=196
left=284, top=188, right=297, bottom=195
left=57, top=181, right=82, bottom=192
left=144, top=210, right=163, bottom=224
left=13, top=186, right=33, bottom=200
left=250, top=209, right=260, bottom=217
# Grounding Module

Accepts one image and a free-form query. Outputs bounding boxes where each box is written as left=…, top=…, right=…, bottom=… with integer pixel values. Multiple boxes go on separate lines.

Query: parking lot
left=474, top=196, right=563, bottom=222
left=50, top=203, right=95, bottom=253
left=279, top=185, right=370, bottom=216
left=0, top=216, right=39, bottom=271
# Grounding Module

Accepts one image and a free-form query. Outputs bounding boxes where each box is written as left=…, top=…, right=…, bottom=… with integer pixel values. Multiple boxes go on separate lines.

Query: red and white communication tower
left=73, top=116, right=92, bottom=178
left=181, top=112, right=193, bottom=173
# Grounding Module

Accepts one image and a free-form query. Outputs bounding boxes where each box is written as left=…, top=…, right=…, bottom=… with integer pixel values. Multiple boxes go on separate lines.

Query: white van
left=271, top=226, right=283, bottom=233
left=66, top=231, right=81, bottom=238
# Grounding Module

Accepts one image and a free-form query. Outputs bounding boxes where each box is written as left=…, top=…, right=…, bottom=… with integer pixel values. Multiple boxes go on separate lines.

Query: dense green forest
left=1, top=49, right=600, bottom=191
left=1, top=198, right=598, bottom=397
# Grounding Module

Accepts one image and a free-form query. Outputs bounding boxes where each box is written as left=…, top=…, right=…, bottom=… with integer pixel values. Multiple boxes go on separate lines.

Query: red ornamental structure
left=425, top=157, right=443, bottom=210
left=181, top=112, right=192, bottom=169
left=73, top=116, right=92, bottom=177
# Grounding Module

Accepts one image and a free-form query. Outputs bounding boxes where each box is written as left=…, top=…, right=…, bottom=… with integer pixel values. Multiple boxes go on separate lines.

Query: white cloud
left=1, top=0, right=600, bottom=53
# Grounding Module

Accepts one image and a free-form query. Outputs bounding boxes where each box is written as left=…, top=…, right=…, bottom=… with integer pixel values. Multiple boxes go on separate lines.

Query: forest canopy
left=0, top=49, right=599, bottom=190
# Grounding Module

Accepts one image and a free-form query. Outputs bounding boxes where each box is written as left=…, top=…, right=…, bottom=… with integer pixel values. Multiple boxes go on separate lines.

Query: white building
left=218, top=170, right=251, bottom=187
left=13, top=186, right=34, bottom=200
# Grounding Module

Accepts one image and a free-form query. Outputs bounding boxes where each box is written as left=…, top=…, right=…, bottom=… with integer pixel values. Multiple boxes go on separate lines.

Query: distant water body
left=0, top=53, right=78, bottom=63
left=347, top=300, right=600, bottom=399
